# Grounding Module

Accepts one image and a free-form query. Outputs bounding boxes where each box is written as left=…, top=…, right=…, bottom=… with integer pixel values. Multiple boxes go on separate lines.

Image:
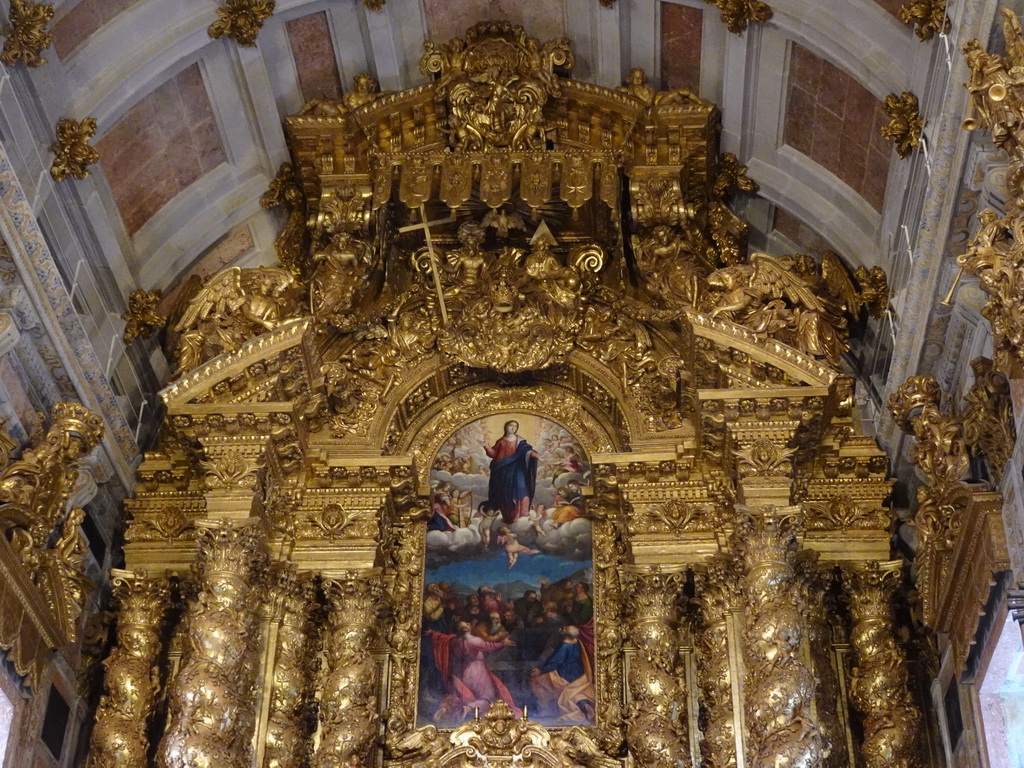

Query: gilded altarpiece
left=93, top=21, right=932, bottom=768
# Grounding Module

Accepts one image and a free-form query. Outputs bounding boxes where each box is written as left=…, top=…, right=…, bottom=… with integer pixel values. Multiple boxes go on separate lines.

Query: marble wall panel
left=96, top=63, right=227, bottom=236
left=422, top=0, right=565, bottom=45
left=873, top=0, right=904, bottom=22
left=783, top=44, right=891, bottom=212
left=157, top=222, right=255, bottom=312
left=286, top=11, right=343, bottom=103
left=54, top=0, right=145, bottom=59
left=772, top=207, right=837, bottom=254
left=660, top=2, right=702, bottom=93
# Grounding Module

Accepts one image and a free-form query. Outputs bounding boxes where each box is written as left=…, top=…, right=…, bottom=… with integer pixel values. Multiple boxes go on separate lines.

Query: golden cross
left=399, top=205, right=457, bottom=324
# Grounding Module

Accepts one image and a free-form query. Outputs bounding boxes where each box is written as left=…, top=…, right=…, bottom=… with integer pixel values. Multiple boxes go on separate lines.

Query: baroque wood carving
left=90, top=21, right=926, bottom=768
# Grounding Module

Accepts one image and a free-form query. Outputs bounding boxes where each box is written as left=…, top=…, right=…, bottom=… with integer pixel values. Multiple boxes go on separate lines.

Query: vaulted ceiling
left=39, top=0, right=941, bottom=291
left=0, top=0, right=994, bottom=471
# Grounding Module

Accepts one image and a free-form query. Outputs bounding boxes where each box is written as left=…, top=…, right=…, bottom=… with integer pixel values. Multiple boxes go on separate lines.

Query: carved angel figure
left=706, top=253, right=839, bottom=362
left=343, top=72, right=381, bottom=110
left=631, top=225, right=707, bottom=307
left=962, top=11, right=1024, bottom=154
left=310, top=231, right=373, bottom=322
left=617, top=67, right=656, bottom=105
left=706, top=251, right=871, bottom=365
left=444, top=222, right=488, bottom=289
left=172, top=267, right=301, bottom=375
left=525, top=238, right=581, bottom=308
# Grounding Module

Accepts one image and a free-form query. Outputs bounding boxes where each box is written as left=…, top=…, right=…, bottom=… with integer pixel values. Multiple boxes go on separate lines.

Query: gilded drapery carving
left=623, top=566, right=690, bottom=768
left=88, top=570, right=170, bottom=768
left=844, top=561, right=921, bottom=768
left=158, top=521, right=268, bottom=768
left=314, top=570, right=383, bottom=768
left=735, top=507, right=822, bottom=768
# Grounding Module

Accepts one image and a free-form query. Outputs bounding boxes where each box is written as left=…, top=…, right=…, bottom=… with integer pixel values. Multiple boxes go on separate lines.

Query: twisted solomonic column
left=158, top=520, right=268, bottom=768
left=264, top=566, right=318, bottom=768
left=313, top=570, right=383, bottom=768
left=693, top=555, right=739, bottom=768
left=734, top=507, right=823, bottom=768
left=623, top=565, right=690, bottom=768
left=845, top=560, right=922, bottom=768
left=88, top=570, right=170, bottom=768
left=796, top=555, right=849, bottom=768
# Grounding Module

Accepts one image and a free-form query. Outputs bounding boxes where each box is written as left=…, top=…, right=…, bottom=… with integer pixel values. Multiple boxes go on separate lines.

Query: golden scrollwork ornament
left=622, top=565, right=690, bottom=768
left=0, top=0, right=53, bottom=68
left=50, top=117, right=100, bottom=181
left=314, top=571, right=383, bottom=768
left=898, top=0, right=950, bottom=41
left=881, top=92, right=925, bottom=158
left=693, top=556, right=739, bottom=768
left=845, top=561, right=922, bottom=768
left=157, top=521, right=268, bottom=768
left=208, top=0, right=275, bottom=46
left=733, top=507, right=823, bottom=768
left=121, top=289, right=165, bottom=345
left=89, top=571, right=170, bottom=768
left=960, top=356, right=1016, bottom=483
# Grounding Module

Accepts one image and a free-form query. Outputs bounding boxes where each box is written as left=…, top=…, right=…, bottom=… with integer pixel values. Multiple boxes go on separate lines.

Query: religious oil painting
left=418, top=413, right=595, bottom=728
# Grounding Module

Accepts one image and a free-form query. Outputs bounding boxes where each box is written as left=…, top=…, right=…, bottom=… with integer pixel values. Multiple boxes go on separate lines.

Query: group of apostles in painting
left=420, top=577, right=595, bottom=726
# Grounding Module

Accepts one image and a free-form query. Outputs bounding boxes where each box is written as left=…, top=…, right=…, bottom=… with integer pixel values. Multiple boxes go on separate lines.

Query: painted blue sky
left=428, top=551, right=591, bottom=598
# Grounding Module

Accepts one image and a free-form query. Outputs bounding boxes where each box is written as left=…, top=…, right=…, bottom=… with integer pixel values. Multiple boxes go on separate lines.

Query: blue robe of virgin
left=487, top=438, right=538, bottom=523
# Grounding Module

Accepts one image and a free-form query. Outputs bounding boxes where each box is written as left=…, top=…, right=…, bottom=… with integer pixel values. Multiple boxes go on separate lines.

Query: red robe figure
left=428, top=621, right=521, bottom=725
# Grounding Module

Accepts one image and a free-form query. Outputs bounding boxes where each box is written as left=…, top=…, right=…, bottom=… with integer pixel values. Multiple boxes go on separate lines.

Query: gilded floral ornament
left=701, top=0, right=773, bottom=34
left=0, top=0, right=53, bottom=67
left=49, top=117, right=99, bottom=181
left=898, top=0, right=950, bottom=41
left=881, top=92, right=925, bottom=158
left=208, top=0, right=275, bottom=47
left=121, top=289, right=165, bottom=345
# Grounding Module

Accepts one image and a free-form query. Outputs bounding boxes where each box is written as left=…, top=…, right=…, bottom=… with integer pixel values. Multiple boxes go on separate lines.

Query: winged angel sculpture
left=706, top=252, right=884, bottom=365
left=963, top=9, right=1024, bottom=162
left=172, top=267, right=302, bottom=375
